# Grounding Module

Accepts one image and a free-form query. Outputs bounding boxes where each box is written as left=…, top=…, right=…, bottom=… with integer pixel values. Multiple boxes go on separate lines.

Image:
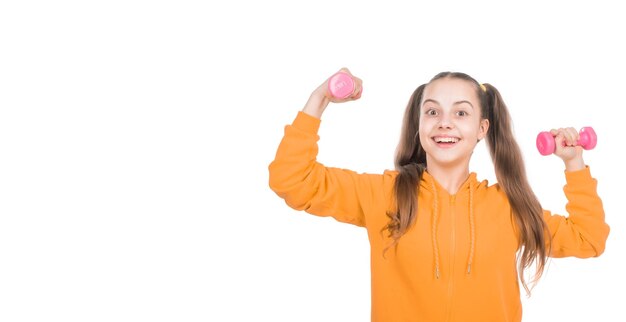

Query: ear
left=478, top=119, right=489, bottom=141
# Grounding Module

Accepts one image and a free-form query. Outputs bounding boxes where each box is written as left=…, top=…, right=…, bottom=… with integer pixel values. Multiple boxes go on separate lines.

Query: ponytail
left=382, top=84, right=427, bottom=255
left=482, top=83, right=550, bottom=295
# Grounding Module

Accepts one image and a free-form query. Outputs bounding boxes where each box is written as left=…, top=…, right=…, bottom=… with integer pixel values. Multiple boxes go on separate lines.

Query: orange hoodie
left=268, top=112, right=609, bottom=322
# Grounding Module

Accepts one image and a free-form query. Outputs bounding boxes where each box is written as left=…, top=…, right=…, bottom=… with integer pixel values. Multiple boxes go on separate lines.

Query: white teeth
left=434, top=137, right=459, bottom=143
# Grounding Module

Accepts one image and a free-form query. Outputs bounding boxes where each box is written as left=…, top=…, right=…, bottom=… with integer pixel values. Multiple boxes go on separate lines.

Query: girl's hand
left=550, top=127, right=585, bottom=171
left=303, top=68, right=363, bottom=119
left=313, top=68, right=363, bottom=103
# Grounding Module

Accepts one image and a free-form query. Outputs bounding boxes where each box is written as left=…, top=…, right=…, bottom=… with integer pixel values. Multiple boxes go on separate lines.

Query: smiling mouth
left=432, top=136, right=460, bottom=149
left=433, top=136, right=460, bottom=144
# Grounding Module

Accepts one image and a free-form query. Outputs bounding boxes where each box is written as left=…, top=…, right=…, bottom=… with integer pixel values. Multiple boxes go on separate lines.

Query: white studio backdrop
left=1, top=1, right=624, bottom=321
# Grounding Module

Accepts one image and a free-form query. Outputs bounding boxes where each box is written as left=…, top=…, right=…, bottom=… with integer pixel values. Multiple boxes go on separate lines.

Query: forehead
left=422, top=78, right=479, bottom=105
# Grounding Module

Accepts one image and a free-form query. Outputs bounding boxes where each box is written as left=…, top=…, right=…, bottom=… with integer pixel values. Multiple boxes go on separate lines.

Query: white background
left=1, top=1, right=624, bottom=321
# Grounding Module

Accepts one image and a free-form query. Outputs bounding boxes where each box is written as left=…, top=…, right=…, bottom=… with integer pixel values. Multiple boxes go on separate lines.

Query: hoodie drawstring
left=431, top=180, right=440, bottom=279
left=467, top=180, right=475, bottom=275
left=430, top=177, right=477, bottom=279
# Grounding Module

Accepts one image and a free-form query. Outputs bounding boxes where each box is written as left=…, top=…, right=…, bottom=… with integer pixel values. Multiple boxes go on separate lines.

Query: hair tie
left=479, top=83, right=487, bottom=92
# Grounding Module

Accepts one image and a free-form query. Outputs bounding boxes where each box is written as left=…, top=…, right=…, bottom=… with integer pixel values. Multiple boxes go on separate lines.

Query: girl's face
left=418, top=77, right=489, bottom=169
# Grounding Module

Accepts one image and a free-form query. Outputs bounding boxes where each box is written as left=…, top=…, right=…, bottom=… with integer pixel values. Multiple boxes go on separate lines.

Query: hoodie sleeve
left=544, top=166, right=610, bottom=258
left=268, top=111, right=390, bottom=227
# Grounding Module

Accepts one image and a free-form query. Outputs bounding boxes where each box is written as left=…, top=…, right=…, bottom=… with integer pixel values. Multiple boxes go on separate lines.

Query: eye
left=457, top=110, right=468, bottom=117
left=425, top=109, right=438, bottom=116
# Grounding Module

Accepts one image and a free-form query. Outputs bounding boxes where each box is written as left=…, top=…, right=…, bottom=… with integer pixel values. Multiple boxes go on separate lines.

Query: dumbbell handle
left=536, top=127, right=597, bottom=156
left=328, top=72, right=356, bottom=99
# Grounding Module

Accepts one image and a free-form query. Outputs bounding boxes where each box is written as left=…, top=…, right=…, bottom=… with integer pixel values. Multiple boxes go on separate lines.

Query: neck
left=425, top=163, right=470, bottom=195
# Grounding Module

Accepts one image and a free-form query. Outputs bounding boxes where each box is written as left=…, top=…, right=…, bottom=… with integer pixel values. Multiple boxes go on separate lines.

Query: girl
left=268, top=68, right=609, bottom=322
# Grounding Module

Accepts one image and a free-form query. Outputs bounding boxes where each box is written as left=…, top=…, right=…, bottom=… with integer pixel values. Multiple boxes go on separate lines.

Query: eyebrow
left=423, top=99, right=474, bottom=109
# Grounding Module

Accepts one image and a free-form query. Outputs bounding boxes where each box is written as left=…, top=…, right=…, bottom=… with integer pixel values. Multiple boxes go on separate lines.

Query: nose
left=438, top=114, right=454, bottom=129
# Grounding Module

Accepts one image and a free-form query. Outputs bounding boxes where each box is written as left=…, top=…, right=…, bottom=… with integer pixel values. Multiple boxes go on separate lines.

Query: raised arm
left=268, top=69, right=388, bottom=227
left=543, top=127, right=610, bottom=257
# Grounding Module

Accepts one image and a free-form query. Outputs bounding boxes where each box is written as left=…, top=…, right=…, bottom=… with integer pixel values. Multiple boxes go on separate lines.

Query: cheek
left=418, top=118, right=434, bottom=132
left=418, top=131, right=429, bottom=145
left=450, top=125, right=473, bottom=141
left=466, top=126, right=481, bottom=138
left=418, top=120, right=432, bottom=141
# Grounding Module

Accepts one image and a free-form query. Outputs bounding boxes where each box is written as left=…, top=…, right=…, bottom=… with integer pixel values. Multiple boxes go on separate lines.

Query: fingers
left=550, top=127, right=579, bottom=147
left=548, top=127, right=584, bottom=163
left=330, top=67, right=363, bottom=101
left=351, top=75, right=363, bottom=100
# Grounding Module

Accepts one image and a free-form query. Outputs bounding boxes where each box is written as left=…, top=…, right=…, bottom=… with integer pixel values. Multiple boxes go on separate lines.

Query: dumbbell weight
left=536, top=127, right=597, bottom=156
left=328, top=71, right=357, bottom=99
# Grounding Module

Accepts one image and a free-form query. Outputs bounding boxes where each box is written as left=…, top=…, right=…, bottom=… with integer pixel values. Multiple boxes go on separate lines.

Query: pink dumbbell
left=328, top=71, right=356, bottom=99
left=536, top=127, right=597, bottom=156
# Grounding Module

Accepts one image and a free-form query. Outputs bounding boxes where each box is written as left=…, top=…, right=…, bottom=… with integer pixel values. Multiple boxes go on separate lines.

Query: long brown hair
left=382, top=72, right=549, bottom=294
